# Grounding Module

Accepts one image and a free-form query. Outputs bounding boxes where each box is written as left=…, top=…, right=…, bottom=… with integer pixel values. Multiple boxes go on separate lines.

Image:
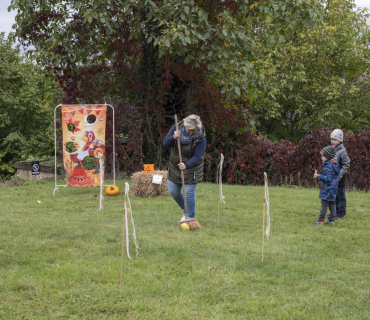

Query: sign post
left=32, top=161, right=40, bottom=175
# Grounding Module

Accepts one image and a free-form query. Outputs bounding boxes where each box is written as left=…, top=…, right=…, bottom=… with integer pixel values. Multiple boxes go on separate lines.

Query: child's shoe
left=314, top=221, right=324, bottom=225
left=325, top=220, right=334, bottom=224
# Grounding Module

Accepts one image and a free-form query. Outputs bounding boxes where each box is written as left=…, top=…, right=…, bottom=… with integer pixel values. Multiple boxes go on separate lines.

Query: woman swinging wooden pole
left=163, top=114, right=206, bottom=230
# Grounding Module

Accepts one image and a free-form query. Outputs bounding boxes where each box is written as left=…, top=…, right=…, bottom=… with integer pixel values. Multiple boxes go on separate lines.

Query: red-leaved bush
left=207, top=127, right=370, bottom=191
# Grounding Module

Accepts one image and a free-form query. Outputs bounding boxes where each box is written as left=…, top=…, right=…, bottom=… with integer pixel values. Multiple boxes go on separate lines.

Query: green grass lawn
left=0, top=179, right=369, bottom=319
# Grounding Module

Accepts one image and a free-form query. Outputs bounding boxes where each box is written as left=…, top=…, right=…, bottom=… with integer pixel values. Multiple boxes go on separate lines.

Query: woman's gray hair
left=184, top=114, right=202, bottom=130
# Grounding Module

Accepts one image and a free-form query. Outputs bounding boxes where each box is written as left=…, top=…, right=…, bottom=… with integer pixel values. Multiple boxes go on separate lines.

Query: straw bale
left=131, top=170, right=170, bottom=197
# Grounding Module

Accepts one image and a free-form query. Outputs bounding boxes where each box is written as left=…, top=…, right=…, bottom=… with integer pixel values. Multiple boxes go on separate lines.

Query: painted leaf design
left=96, top=126, right=105, bottom=136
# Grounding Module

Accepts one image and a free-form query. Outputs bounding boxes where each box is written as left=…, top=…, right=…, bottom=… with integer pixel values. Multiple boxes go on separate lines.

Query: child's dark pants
left=335, top=185, right=346, bottom=218
left=318, top=200, right=336, bottom=222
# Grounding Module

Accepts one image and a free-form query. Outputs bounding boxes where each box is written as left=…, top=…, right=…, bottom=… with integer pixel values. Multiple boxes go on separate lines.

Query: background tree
left=0, top=33, right=62, bottom=177
left=251, top=0, right=370, bottom=141
left=9, top=0, right=322, bottom=173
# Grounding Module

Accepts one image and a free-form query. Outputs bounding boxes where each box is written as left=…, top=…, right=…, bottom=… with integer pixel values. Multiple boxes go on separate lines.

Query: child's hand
left=313, top=169, right=319, bottom=179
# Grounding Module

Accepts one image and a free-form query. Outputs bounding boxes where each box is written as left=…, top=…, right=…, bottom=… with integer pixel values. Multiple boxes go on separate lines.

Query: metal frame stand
left=53, top=104, right=115, bottom=195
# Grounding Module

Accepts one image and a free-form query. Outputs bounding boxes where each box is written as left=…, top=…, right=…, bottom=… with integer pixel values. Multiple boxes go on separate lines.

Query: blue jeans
left=167, top=180, right=197, bottom=219
left=336, top=185, right=346, bottom=217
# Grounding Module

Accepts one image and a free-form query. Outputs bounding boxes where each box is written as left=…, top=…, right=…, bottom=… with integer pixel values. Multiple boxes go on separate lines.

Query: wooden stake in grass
left=218, top=186, right=220, bottom=226
left=262, top=197, right=266, bottom=262
left=262, top=172, right=270, bottom=262
left=120, top=206, right=125, bottom=293
left=120, top=182, right=139, bottom=293
left=217, top=153, right=225, bottom=225
left=98, top=154, right=104, bottom=239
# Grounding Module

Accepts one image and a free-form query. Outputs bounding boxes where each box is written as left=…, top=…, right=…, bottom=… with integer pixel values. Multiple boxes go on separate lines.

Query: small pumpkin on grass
left=105, top=185, right=120, bottom=196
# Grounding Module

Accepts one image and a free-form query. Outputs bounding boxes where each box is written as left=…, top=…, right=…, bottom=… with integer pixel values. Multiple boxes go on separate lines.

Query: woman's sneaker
left=315, top=221, right=324, bottom=225
left=325, top=220, right=334, bottom=224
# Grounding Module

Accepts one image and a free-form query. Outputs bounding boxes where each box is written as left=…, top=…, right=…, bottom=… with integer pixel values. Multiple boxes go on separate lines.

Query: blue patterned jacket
left=317, top=160, right=340, bottom=201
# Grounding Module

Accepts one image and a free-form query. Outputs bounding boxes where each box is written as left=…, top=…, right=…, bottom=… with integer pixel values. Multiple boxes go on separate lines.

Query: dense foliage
left=0, top=34, right=61, bottom=178
left=7, top=0, right=370, bottom=190
left=251, top=0, right=370, bottom=141
left=9, top=0, right=322, bottom=170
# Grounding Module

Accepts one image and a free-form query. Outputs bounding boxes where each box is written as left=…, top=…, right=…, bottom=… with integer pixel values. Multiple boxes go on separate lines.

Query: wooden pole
left=102, top=208, right=104, bottom=238
left=217, top=156, right=220, bottom=225
left=262, top=198, right=265, bottom=262
left=99, top=154, right=104, bottom=239
left=218, top=179, right=220, bottom=225
left=120, top=208, right=125, bottom=293
left=175, top=115, right=188, bottom=219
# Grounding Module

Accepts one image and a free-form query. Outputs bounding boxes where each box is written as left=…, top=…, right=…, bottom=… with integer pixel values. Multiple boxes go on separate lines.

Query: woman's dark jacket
left=163, top=121, right=206, bottom=184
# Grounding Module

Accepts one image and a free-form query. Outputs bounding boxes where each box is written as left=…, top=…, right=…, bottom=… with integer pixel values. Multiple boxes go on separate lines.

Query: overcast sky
left=1, top=0, right=370, bottom=40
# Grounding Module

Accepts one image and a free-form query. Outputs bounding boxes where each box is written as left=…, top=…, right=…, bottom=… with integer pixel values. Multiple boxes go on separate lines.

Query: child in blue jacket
left=313, top=146, right=340, bottom=225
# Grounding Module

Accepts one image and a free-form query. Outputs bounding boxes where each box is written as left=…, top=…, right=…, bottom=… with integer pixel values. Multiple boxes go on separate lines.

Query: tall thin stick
left=218, top=186, right=220, bottom=225
left=262, top=198, right=266, bottom=262
left=217, top=154, right=224, bottom=225
left=175, top=115, right=188, bottom=219
left=99, top=154, right=104, bottom=239
left=102, top=208, right=104, bottom=238
left=217, top=156, right=220, bottom=225
left=120, top=208, right=125, bottom=293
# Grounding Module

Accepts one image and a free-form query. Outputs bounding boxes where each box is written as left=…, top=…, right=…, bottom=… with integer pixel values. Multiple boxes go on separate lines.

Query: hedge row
left=204, top=127, right=370, bottom=191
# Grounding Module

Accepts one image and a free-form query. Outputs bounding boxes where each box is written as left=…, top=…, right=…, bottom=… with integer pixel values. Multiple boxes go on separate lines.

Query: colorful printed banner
left=61, top=105, right=107, bottom=187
